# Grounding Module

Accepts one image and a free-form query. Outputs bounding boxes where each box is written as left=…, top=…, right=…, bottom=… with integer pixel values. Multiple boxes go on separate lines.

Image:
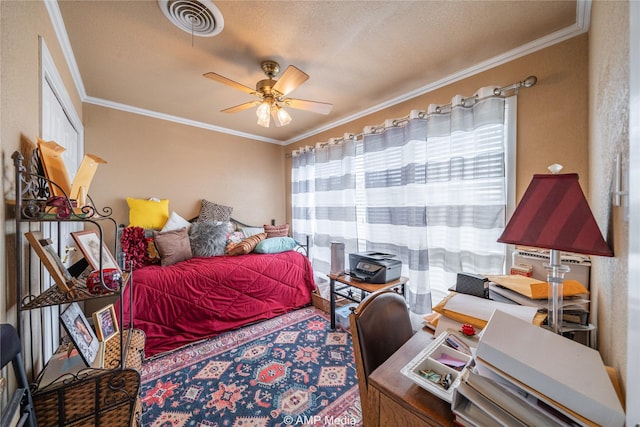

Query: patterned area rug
left=139, top=307, right=362, bottom=426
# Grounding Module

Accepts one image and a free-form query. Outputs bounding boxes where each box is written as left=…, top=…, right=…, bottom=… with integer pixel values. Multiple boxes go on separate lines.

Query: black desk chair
left=1, top=324, right=37, bottom=427
left=349, top=289, right=414, bottom=426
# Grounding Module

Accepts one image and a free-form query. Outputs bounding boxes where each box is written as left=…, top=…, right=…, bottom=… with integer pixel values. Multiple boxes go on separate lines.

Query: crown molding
left=44, top=0, right=86, bottom=99
left=46, top=0, right=591, bottom=146
left=84, top=96, right=283, bottom=145
left=286, top=1, right=592, bottom=145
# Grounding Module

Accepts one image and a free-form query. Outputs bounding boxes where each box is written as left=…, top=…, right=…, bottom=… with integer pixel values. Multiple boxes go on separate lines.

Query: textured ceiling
left=56, top=0, right=580, bottom=144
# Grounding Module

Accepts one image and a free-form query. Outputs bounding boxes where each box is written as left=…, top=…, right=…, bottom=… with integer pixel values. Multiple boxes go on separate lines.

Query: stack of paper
left=431, top=292, right=544, bottom=332
left=487, top=274, right=591, bottom=330
left=486, top=274, right=588, bottom=299
left=453, top=370, right=569, bottom=426
left=452, top=310, right=625, bottom=427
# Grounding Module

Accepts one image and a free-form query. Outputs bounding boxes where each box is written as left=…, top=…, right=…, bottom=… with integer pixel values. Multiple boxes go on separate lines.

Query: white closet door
left=41, top=72, right=84, bottom=261
left=40, top=38, right=85, bottom=254
left=42, top=81, right=82, bottom=180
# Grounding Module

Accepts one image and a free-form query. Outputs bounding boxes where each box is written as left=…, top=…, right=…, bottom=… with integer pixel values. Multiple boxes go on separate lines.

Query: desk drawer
left=379, top=393, right=446, bottom=427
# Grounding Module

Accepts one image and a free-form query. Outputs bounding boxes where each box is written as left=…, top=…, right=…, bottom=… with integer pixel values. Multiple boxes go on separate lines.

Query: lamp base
left=544, top=249, right=570, bottom=334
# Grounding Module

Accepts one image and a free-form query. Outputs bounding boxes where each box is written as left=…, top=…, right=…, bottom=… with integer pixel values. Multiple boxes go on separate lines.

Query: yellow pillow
left=127, top=197, right=169, bottom=229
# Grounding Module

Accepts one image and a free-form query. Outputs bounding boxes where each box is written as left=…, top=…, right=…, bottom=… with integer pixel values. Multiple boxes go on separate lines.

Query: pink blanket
left=117, top=251, right=315, bottom=356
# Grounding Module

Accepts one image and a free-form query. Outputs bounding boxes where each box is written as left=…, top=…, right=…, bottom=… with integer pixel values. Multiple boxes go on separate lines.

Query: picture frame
left=71, top=230, right=120, bottom=273
left=92, top=304, right=119, bottom=342
left=60, top=302, right=100, bottom=366
left=25, top=231, right=75, bottom=294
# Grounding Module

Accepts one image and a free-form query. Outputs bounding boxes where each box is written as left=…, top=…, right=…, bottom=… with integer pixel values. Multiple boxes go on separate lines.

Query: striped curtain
left=291, top=139, right=359, bottom=284
left=291, top=146, right=316, bottom=245
left=292, top=88, right=509, bottom=313
left=423, top=87, right=508, bottom=306
left=360, top=114, right=431, bottom=312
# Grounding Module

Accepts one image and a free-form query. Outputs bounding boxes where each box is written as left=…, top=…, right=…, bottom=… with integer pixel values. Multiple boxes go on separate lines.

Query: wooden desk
left=367, top=328, right=454, bottom=427
left=328, top=274, right=408, bottom=329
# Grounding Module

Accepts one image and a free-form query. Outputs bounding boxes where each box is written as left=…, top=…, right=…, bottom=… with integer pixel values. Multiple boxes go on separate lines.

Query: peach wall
left=0, top=0, right=631, bottom=411
left=284, top=34, right=589, bottom=225
left=1, top=1, right=82, bottom=324
left=83, top=104, right=287, bottom=230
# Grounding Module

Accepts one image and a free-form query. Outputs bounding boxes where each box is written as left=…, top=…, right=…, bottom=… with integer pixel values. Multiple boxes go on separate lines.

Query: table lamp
left=497, top=164, right=613, bottom=334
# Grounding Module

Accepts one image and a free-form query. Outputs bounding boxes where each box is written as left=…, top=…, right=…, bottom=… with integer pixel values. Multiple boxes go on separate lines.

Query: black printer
left=349, top=252, right=402, bottom=284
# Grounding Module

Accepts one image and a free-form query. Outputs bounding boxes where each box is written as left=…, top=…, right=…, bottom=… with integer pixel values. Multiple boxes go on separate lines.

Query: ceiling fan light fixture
left=276, top=106, right=292, bottom=126
left=257, top=116, right=270, bottom=128
left=256, top=102, right=271, bottom=127
left=204, top=59, right=333, bottom=128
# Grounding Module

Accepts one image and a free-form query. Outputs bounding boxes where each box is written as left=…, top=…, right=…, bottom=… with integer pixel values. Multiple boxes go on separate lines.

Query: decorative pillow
left=120, top=226, right=161, bottom=267
left=154, top=227, right=192, bottom=266
left=226, top=233, right=267, bottom=256
left=120, top=226, right=148, bottom=269
left=145, top=237, right=160, bottom=264
left=127, top=197, right=169, bottom=229
left=242, top=226, right=265, bottom=238
left=254, top=237, right=298, bottom=254
left=161, top=211, right=191, bottom=233
left=228, top=231, right=245, bottom=244
left=264, top=224, right=289, bottom=238
left=198, top=199, right=233, bottom=223
left=189, top=221, right=229, bottom=257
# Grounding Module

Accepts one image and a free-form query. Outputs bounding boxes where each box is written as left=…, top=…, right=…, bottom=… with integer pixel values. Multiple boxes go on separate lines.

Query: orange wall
left=0, top=0, right=631, bottom=407
left=1, top=0, right=83, bottom=323
left=284, top=34, right=589, bottom=225
left=83, top=104, right=286, bottom=230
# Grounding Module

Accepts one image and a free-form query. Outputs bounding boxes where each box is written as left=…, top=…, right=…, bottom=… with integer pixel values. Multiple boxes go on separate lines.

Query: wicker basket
left=33, top=368, right=140, bottom=426
left=103, top=329, right=146, bottom=371
left=311, top=289, right=349, bottom=313
left=32, top=329, right=146, bottom=427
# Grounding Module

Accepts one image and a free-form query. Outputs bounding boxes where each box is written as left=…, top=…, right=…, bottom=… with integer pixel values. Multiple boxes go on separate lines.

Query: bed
left=115, top=207, right=315, bottom=357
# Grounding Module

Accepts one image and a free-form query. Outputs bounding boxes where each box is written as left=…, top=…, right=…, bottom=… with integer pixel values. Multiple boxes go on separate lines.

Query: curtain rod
left=431, top=75, right=538, bottom=113
left=286, top=75, right=538, bottom=158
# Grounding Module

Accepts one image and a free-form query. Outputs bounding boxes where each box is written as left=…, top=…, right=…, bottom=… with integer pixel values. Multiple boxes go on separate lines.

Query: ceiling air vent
left=158, top=0, right=224, bottom=37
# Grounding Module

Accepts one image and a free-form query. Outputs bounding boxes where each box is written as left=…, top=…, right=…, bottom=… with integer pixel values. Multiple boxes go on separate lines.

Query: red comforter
left=117, top=251, right=315, bottom=356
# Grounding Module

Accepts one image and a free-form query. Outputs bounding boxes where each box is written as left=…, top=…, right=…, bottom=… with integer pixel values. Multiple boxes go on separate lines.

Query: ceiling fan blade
left=221, top=101, right=260, bottom=113
left=273, top=65, right=309, bottom=96
left=203, top=72, right=256, bottom=95
left=283, top=98, right=333, bottom=115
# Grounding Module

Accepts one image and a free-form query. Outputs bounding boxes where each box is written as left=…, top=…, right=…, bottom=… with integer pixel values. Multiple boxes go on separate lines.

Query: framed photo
left=92, top=304, right=119, bottom=342
left=60, top=302, right=100, bottom=366
left=71, top=230, right=120, bottom=273
left=25, top=231, right=75, bottom=294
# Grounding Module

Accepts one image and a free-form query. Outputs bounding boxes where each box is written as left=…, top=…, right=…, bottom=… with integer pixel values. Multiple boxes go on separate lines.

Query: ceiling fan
left=203, top=60, right=333, bottom=128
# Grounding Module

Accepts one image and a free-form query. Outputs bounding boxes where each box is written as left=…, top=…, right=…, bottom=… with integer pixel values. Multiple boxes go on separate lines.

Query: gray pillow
left=189, top=221, right=228, bottom=257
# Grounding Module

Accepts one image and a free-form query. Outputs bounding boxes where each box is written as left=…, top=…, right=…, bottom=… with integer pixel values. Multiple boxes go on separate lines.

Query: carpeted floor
left=139, top=307, right=362, bottom=426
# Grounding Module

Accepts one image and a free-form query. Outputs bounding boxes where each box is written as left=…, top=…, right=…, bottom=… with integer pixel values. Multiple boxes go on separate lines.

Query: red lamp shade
left=497, top=173, right=613, bottom=257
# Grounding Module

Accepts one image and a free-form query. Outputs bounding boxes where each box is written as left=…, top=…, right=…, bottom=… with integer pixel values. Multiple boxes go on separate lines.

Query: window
left=292, top=92, right=516, bottom=312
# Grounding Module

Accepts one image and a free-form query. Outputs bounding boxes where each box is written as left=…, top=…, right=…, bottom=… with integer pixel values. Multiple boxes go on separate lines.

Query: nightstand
left=328, top=273, right=408, bottom=329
